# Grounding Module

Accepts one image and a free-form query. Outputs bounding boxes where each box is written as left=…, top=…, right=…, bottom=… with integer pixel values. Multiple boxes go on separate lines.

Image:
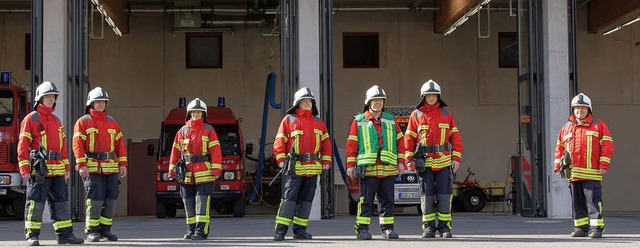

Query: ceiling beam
left=588, top=0, right=640, bottom=33
left=102, top=0, right=129, bottom=34
left=434, top=0, right=478, bottom=34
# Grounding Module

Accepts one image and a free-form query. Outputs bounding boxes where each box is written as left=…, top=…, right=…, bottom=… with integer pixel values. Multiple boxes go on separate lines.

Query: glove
left=322, top=164, right=331, bottom=170
left=451, top=161, right=460, bottom=173
left=346, top=167, right=355, bottom=178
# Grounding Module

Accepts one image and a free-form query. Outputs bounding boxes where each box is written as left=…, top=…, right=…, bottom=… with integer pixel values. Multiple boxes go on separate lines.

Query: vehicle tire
left=156, top=201, right=167, bottom=218
left=166, top=204, right=177, bottom=218
left=9, top=198, right=26, bottom=220
left=461, top=187, right=487, bottom=212
left=233, top=195, right=246, bottom=217
left=348, top=200, right=358, bottom=216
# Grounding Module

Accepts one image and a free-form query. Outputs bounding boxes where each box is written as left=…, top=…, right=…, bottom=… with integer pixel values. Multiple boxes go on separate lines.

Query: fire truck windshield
left=0, top=89, right=14, bottom=127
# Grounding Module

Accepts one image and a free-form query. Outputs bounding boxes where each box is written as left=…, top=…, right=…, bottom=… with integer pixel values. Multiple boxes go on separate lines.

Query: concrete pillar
left=542, top=0, right=572, bottom=218
left=42, top=0, right=68, bottom=223
left=297, top=0, right=322, bottom=220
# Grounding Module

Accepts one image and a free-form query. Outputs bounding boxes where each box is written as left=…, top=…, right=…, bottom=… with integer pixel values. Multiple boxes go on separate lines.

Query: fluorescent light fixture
left=106, top=17, right=115, bottom=28
left=444, top=26, right=457, bottom=36
left=622, top=17, right=640, bottom=27
left=481, top=0, right=492, bottom=5
left=113, top=27, right=122, bottom=36
left=467, top=6, right=480, bottom=17
left=91, top=0, right=99, bottom=6
left=602, top=26, right=621, bottom=36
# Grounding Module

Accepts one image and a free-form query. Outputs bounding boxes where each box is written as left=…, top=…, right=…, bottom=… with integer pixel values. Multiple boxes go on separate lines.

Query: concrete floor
left=1, top=214, right=639, bottom=247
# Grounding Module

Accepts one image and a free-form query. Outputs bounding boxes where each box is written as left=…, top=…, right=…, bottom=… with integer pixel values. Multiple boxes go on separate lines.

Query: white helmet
left=34, top=81, right=59, bottom=110
left=34, top=81, right=59, bottom=102
left=186, top=98, right=208, bottom=121
left=287, top=87, right=318, bottom=115
left=420, top=80, right=441, bottom=98
left=86, top=87, right=109, bottom=106
left=364, top=85, right=387, bottom=105
left=571, top=93, right=592, bottom=110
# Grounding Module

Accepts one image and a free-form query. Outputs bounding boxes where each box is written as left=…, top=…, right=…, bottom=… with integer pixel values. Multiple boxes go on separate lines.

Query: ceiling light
left=602, top=26, right=621, bottom=36
left=622, top=17, right=640, bottom=27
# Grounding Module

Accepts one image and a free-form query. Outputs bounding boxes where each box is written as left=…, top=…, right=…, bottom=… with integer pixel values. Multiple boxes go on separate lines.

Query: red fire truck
left=155, top=98, right=251, bottom=218
left=0, top=75, right=29, bottom=218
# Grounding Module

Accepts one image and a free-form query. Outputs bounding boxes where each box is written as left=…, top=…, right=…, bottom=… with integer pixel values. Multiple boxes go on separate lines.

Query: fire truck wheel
left=461, top=187, right=487, bottom=212
left=9, top=198, right=25, bottom=219
left=233, top=199, right=245, bottom=217
left=156, top=201, right=167, bottom=218
left=166, top=205, right=177, bottom=218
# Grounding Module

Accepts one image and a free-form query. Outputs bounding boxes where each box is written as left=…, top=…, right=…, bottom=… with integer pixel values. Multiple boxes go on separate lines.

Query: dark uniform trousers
left=275, top=175, right=318, bottom=235
left=355, top=175, right=395, bottom=232
left=84, top=173, right=119, bottom=234
left=24, top=176, right=74, bottom=239
left=419, top=167, right=453, bottom=232
left=180, top=182, right=213, bottom=237
left=570, top=180, right=604, bottom=230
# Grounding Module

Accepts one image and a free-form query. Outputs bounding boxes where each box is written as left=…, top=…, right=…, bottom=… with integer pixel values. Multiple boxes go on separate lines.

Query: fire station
left=0, top=0, right=638, bottom=223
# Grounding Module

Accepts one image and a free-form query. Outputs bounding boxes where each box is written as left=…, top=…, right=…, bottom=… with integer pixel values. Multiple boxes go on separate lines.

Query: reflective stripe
left=574, top=217, right=589, bottom=227
left=108, top=129, right=116, bottom=151
left=115, top=132, right=123, bottom=140
left=53, top=220, right=72, bottom=230
left=406, top=130, right=417, bottom=138
left=100, top=216, right=113, bottom=225
left=293, top=216, right=309, bottom=227
left=314, top=129, right=323, bottom=153
left=379, top=216, right=394, bottom=225
left=275, top=216, right=292, bottom=226
left=438, top=212, right=451, bottom=221
left=186, top=216, right=196, bottom=224
left=599, top=157, right=611, bottom=163
left=21, top=132, right=33, bottom=140
left=356, top=197, right=371, bottom=225
left=86, top=128, right=98, bottom=152
left=590, top=218, right=604, bottom=227
left=276, top=133, right=288, bottom=142
left=19, top=160, right=30, bottom=166
left=208, top=140, right=220, bottom=148
left=422, top=213, right=436, bottom=222
left=348, top=135, right=358, bottom=141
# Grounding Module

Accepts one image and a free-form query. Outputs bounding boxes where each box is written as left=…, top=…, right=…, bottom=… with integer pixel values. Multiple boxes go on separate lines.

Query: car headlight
left=223, top=171, right=236, bottom=180
left=161, top=172, right=172, bottom=181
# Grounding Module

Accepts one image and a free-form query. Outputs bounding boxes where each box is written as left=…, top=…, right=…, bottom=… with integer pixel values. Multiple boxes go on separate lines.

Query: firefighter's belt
left=86, top=152, right=117, bottom=161
left=30, top=150, right=62, bottom=160
left=420, top=143, right=452, bottom=153
left=293, top=153, right=321, bottom=162
left=182, top=154, right=210, bottom=163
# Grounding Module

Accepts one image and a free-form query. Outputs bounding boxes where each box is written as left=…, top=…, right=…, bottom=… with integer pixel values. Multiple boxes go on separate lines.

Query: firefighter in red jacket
left=18, top=81, right=84, bottom=246
left=346, top=85, right=405, bottom=240
left=405, top=80, right=463, bottom=238
left=554, top=93, right=613, bottom=239
left=167, top=98, right=222, bottom=240
left=73, top=87, right=127, bottom=242
left=273, top=87, right=332, bottom=241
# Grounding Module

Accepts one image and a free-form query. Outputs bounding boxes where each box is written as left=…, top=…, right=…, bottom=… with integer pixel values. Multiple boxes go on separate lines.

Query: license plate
left=167, top=185, right=177, bottom=191
left=398, top=192, right=420, bottom=199
left=0, top=188, right=7, bottom=195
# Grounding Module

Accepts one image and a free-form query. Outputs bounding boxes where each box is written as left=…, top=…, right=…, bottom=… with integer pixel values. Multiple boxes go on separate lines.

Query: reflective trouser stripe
left=100, top=216, right=113, bottom=226
left=438, top=212, right=452, bottom=221
left=574, top=217, right=589, bottom=227
left=379, top=216, right=394, bottom=225
left=293, top=216, right=309, bottom=227
left=590, top=218, right=604, bottom=227
left=422, top=213, right=436, bottom=222
left=356, top=197, right=370, bottom=225
left=275, top=216, right=292, bottom=226
left=53, top=219, right=72, bottom=230
left=187, top=217, right=196, bottom=225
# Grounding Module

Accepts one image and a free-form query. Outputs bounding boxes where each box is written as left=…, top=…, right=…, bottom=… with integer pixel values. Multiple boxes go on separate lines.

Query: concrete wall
left=1, top=5, right=638, bottom=214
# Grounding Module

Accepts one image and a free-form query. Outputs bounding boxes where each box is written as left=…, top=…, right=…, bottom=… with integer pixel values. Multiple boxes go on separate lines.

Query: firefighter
left=17, top=81, right=84, bottom=246
left=167, top=98, right=222, bottom=240
left=73, top=87, right=127, bottom=242
left=404, top=80, right=463, bottom=238
left=345, top=85, right=405, bottom=240
left=554, top=93, right=613, bottom=239
left=273, top=87, right=332, bottom=241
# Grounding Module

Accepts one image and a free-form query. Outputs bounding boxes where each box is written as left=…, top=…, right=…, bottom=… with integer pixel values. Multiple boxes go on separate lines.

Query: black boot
left=191, top=234, right=207, bottom=240
left=293, top=232, right=313, bottom=240
left=589, top=227, right=603, bottom=238
left=356, top=229, right=372, bottom=240
left=100, top=231, right=118, bottom=241
left=571, top=226, right=589, bottom=237
left=274, top=232, right=286, bottom=241
left=58, top=234, right=85, bottom=244
left=184, top=224, right=195, bottom=239
left=382, top=229, right=399, bottom=239
left=422, top=227, right=436, bottom=238
left=27, top=236, right=40, bottom=246
left=439, top=229, right=453, bottom=238
left=86, top=232, right=100, bottom=242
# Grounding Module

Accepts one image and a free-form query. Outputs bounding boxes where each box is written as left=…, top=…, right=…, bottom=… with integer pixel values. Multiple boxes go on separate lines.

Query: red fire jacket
left=168, top=118, right=222, bottom=184
left=404, top=103, right=463, bottom=171
left=17, top=105, right=69, bottom=177
left=72, top=109, right=128, bottom=174
left=554, top=114, right=614, bottom=182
